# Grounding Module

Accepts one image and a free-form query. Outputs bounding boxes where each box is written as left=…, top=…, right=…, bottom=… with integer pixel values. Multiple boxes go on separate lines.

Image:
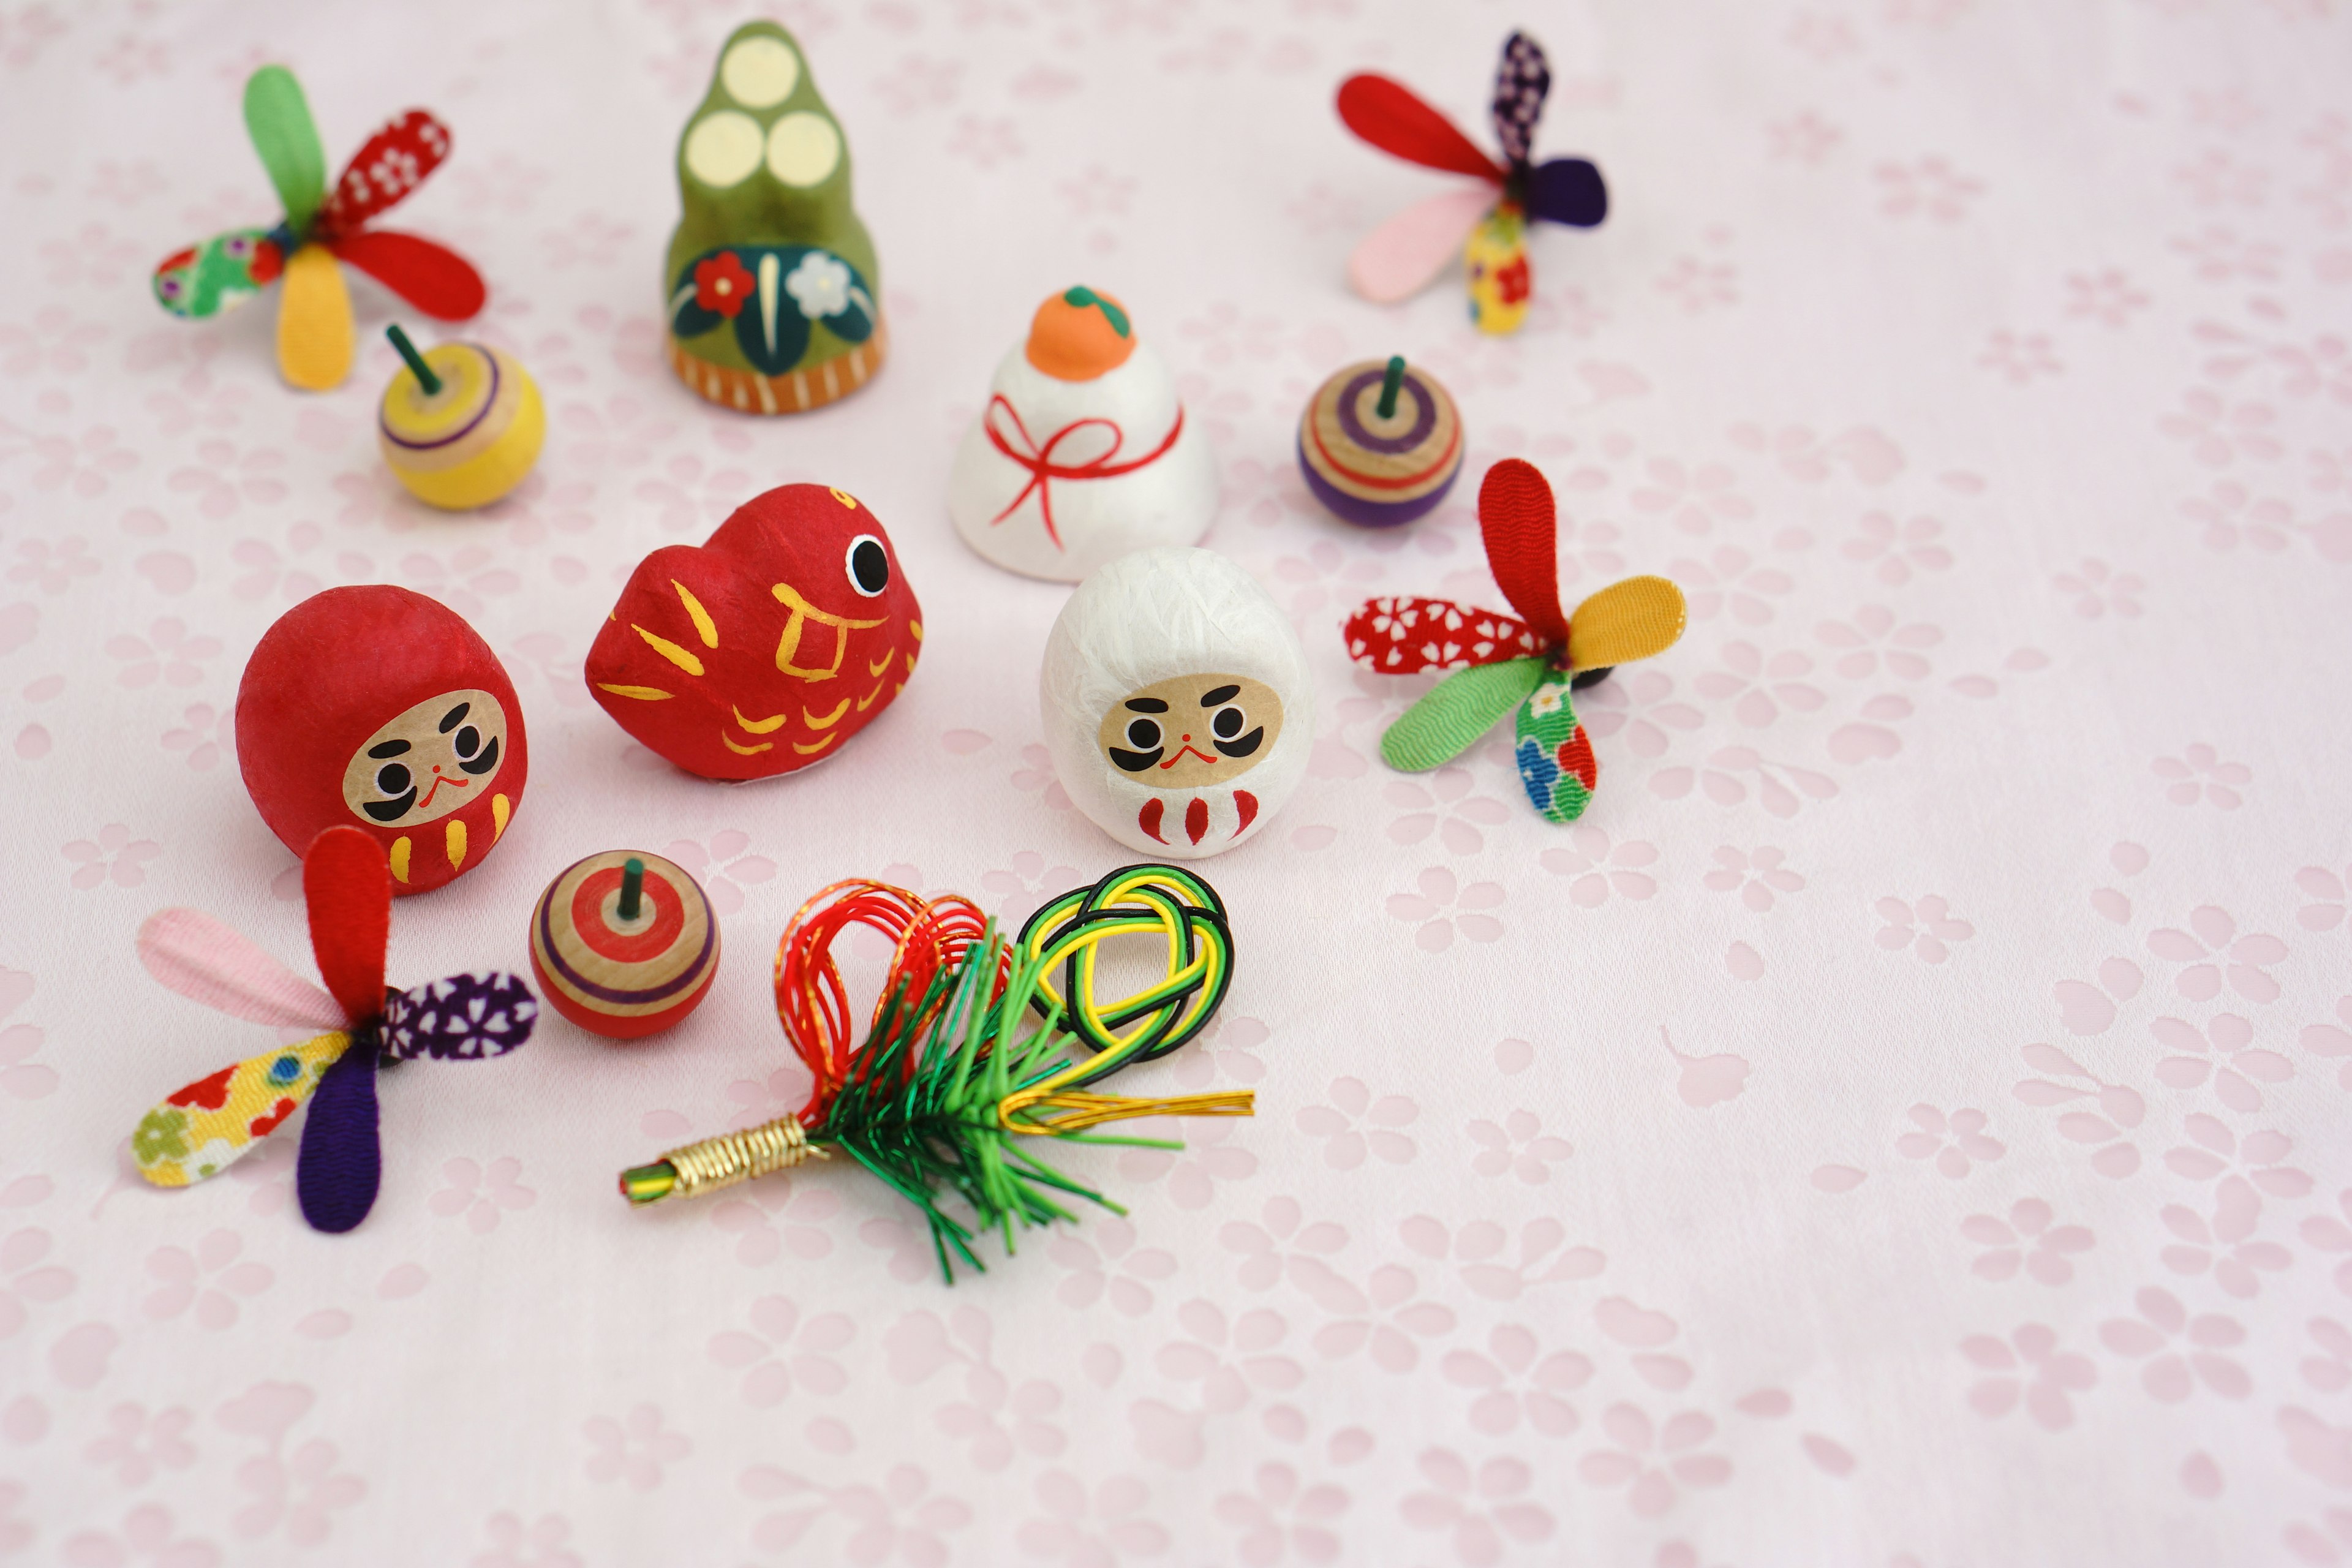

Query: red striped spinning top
left=529, top=850, right=720, bottom=1039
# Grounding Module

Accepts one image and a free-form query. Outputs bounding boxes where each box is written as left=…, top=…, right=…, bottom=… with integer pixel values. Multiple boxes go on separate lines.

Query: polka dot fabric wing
left=1490, top=31, right=1550, bottom=170
left=381, top=971, right=540, bottom=1061
left=314, top=110, right=453, bottom=239
left=1344, top=595, right=1539, bottom=673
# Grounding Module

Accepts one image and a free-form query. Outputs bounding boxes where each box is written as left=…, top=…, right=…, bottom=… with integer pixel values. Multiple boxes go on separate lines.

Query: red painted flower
left=169, top=1065, right=236, bottom=1110
left=1495, top=255, right=1532, bottom=306
left=694, top=251, right=755, bottom=318
left=1556, top=726, right=1597, bottom=791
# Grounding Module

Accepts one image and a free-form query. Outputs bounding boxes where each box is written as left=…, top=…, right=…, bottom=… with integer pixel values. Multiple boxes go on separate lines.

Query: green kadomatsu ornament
left=665, top=21, right=884, bottom=415
left=1343, top=459, right=1688, bottom=823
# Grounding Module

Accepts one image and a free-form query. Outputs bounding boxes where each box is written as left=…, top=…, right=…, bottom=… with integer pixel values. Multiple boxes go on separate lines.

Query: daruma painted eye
left=1211, top=707, right=1244, bottom=740
left=1126, top=717, right=1162, bottom=749
left=374, top=762, right=412, bottom=796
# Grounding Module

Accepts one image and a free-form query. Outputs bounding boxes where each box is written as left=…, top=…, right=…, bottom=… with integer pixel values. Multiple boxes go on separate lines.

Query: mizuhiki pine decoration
left=1345, top=459, right=1686, bottom=823
left=1296, top=354, right=1465, bottom=528
left=1336, top=32, right=1607, bottom=334
left=151, top=66, right=486, bottom=391
left=377, top=323, right=545, bottom=511
left=665, top=20, right=884, bottom=413
left=620, top=865, right=1247, bottom=1283
left=130, top=827, right=537, bottom=1234
left=529, top=851, right=721, bottom=1040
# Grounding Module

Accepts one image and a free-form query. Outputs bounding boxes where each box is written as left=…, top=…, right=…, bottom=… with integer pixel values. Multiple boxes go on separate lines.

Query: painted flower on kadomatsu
left=692, top=251, right=753, bottom=318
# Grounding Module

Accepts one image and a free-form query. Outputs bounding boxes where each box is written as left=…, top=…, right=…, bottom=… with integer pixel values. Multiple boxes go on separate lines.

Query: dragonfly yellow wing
left=1565, top=575, right=1687, bottom=672
left=276, top=243, right=353, bottom=390
left=133, top=1030, right=352, bottom=1188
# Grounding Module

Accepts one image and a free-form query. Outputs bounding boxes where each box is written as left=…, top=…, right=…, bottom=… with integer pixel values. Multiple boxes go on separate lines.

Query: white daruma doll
left=948, top=286, right=1217, bottom=582
left=1041, top=547, right=1313, bottom=858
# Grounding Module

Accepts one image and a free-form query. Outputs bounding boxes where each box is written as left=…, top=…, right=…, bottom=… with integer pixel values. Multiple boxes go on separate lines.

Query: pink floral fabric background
left=1, top=0, right=2348, bottom=1562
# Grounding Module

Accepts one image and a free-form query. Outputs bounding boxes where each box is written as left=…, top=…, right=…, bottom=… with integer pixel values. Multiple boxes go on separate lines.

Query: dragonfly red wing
left=1336, top=75, right=1504, bottom=183
left=303, top=826, right=391, bottom=1026
left=1476, top=459, right=1569, bottom=648
left=314, top=110, right=452, bottom=239
left=329, top=230, right=486, bottom=320
left=1344, top=596, right=1539, bottom=674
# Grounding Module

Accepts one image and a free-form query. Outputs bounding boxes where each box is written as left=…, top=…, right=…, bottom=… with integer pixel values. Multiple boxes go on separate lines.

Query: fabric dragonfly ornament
left=1336, top=31, right=1607, bottom=334
left=1344, top=459, right=1686, bottom=823
left=151, top=65, right=487, bottom=391
left=129, top=826, right=536, bottom=1233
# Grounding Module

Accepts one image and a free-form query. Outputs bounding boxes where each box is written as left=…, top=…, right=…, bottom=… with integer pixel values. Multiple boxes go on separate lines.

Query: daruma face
left=236, top=586, right=527, bottom=895
left=1097, top=673, right=1283, bottom=791
left=341, top=689, right=510, bottom=827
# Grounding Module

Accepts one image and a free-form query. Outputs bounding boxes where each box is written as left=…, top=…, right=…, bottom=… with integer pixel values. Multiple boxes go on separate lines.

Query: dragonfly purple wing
left=295, top=1044, right=380, bottom=1234
left=382, top=971, right=539, bottom=1061
left=1526, top=157, right=1608, bottom=227
left=1491, top=31, right=1551, bottom=168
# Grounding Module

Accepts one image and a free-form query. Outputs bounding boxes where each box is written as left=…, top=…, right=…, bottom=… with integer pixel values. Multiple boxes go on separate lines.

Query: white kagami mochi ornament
left=1041, top=546, right=1313, bottom=858
left=948, top=286, right=1218, bottom=582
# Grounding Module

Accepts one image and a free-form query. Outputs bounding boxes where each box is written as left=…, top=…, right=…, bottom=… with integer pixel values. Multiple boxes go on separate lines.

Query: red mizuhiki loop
left=772, top=880, right=1003, bottom=1126
left=982, top=393, right=1185, bottom=551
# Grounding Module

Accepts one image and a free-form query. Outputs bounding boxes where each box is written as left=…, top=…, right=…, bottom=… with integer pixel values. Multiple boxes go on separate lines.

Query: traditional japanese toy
left=130, top=827, right=537, bottom=1234
left=1345, top=459, right=1685, bottom=822
left=151, top=65, right=486, bottom=391
left=1296, top=355, right=1464, bottom=527
left=948, top=285, right=1218, bottom=581
left=1042, top=548, right=1313, bottom=858
left=665, top=20, right=884, bottom=413
left=236, top=586, right=527, bottom=895
left=619, top=864, right=1247, bottom=1281
left=377, top=325, right=545, bottom=510
left=529, top=851, right=720, bottom=1039
left=586, top=483, right=921, bottom=780
left=1336, top=32, right=1607, bottom=334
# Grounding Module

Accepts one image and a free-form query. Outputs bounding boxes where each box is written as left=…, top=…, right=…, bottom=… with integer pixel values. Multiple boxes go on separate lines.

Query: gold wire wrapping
left=996, top=1088, right=1256, bottom=1136
left=661, top=1115, right=829, bottom=1197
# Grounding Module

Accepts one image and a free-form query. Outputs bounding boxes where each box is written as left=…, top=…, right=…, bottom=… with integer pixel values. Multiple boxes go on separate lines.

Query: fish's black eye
left=1212, top=707, right=1244, bottom=740
left=375, top=763, right=412, bottom=796
left=1126, top=717, right=1162, bottom=750
left=453, top=725, right=481, bottom=759
left=845, top=535, right=889, bottom=597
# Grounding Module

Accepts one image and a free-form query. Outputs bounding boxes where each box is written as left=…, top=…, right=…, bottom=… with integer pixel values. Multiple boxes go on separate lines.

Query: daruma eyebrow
left=437, top=703, right=471, bottom=733
left=368, top=739, right=411, bottom=758
left=1199, top=684, right=1239, bottom=706
left=1124, top=697, right=1169, bottom=713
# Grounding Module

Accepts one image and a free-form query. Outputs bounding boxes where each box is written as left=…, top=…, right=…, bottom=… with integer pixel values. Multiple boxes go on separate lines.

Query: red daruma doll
left=236, top=586, right=528, bottom=895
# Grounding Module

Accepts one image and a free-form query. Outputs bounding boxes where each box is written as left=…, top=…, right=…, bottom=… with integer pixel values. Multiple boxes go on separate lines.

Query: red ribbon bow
left=982, top=393, right=1186, bottom=550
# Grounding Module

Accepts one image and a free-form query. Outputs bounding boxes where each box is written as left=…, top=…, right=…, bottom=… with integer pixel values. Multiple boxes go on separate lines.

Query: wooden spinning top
left=378, top=324, right=545, bottom=511
left=1296, top=355, right=1464, bottom=529
left=529, top=850, right=720, bottom=1039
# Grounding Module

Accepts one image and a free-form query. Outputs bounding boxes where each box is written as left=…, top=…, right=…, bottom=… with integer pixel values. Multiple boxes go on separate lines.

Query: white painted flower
left=1528, top=684, right=1567, bottom=717
left=784, top=251, right=853, bottom=318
